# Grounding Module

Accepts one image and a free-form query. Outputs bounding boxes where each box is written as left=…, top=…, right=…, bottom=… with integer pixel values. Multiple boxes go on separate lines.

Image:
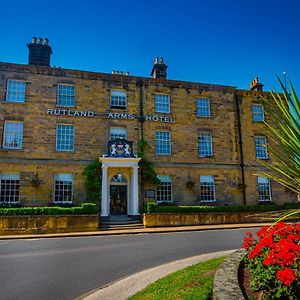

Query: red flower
left=277, top=268, right=296, bottom=285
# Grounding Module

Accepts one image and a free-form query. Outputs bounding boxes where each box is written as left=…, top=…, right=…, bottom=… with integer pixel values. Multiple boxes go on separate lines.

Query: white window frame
left=110, top=90, right=127, bottom=109
left=53, top=173, right=73, bottom=204
left=155, top=131, right=171, bottom=155
left=196, top=98, right=211, bottom=117
left=200, top=175, right=216, bottom=202
left=56, top=124, right=74, bottom=152
left=0, top=173, right=20, bottom=203
left=57, top=84, right=75, bottom=107
left=252, top=104, right=265, bottom=122
left=3, top=121, right=23, bottom=150
left=157, top=175, right=173, bottom=203
left=198, top=132, right=213, bottom=157
left=255, top=136, right=268, bottom=159
left=257, top=176, right=272, bottom=202
left=6, top=80, right=26, bottom=103
left=110, top=127, right=127, bottom=140
left=155, top=94, right=170, bottom=113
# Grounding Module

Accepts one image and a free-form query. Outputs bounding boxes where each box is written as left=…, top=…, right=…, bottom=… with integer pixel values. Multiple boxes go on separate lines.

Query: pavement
left=0, top=222, right=272, bottom=240
left=79, top=249, right=236, bottom=300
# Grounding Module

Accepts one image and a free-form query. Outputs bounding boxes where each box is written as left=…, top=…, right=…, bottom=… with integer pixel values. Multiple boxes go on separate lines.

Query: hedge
left=145, top=202, right=300, bottom=214
left=0, top=203, right=98, bottom=216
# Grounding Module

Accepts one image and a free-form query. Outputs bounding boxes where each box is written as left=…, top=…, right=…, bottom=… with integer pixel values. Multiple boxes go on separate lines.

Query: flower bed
left=243, top=222, right=300, bottom=299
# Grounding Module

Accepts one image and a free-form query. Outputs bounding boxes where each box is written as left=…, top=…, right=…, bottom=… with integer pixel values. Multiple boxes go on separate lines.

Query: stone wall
left=0, top=215, right=99, bottom=235
left=143, top=212, right=273, bottom=227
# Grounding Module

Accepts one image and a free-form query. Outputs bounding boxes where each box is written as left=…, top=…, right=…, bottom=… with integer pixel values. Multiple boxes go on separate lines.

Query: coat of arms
left=108, top=139, right=134, bottom=158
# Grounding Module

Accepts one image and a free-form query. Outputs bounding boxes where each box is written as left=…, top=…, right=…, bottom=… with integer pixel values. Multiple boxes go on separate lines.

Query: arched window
left=111, top=173, right=127, bottom=183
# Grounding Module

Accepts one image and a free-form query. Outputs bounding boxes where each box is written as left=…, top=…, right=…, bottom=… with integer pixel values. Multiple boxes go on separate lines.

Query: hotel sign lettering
left=46, top=109, right=174, bottom=123
left=47, top=109, right=95, bottom=117
left=107, top=113, right=174, bottom=123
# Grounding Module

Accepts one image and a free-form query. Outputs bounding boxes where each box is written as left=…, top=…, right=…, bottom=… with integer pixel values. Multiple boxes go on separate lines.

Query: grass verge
left=129, top=256, right=225, bottom=300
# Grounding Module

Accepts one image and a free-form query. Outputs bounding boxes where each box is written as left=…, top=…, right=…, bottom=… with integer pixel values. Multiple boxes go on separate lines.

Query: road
left=0, top=228, right=257, bottom=300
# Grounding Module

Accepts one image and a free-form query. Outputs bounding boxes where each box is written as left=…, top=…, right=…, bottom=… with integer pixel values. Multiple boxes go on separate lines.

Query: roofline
left=0, top=61, right=237, bottom=92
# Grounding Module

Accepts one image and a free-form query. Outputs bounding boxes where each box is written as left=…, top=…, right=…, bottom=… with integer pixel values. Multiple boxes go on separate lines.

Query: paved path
left=0, top=228, right=258, bottom=300
left=82, top=249, right=236, bottom=300
left=0, top=222, right=272, bottom=240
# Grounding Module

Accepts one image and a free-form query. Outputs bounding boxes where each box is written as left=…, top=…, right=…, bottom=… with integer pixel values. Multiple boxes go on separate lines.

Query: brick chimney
left=250, top=77, right=264, bottom=91
left=151, top=57, right=167, bottom=79
left=27, top=37, right=52, bottom=66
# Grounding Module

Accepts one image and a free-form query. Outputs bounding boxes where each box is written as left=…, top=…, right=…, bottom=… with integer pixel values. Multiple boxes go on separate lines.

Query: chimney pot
left=27, top=36, right=52, bottom=66
left=126, top=72, right=129, bottom=76
left=250, top=77, right=264, bottom=91
left=151, top=56, right=167, bottom=79
left=112, top=70, right=115, bottom=74
left=155, top=57, right=159, bottom=64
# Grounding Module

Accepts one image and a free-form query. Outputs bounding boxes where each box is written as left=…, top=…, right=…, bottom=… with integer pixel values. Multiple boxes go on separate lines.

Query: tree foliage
left=82, top=159, right=102, bottom=205
left=138, top=139, right=160, bottom=185
left=259, top=77, right=300, bottom=195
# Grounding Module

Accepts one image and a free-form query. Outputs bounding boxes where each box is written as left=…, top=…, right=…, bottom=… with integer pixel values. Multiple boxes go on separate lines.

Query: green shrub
left=145, top=202, right=300, bottom=214
left=0, top=203, right=97, bottom=216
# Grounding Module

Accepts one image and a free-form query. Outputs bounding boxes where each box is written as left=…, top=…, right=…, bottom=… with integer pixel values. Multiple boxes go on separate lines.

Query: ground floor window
left=157, top=175, right=172, bottom=202
left=200, top=175, right=215, bottom=202
left=0, top=173, right=20, bottom=203
left=257, top=176, right=271, bottom=202
left=54, top=173, right=73, bottom=203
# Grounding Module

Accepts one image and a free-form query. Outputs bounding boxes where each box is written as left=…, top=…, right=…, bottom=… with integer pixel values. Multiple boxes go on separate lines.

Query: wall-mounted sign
left=47, top=109, right=95, bottom=117
left=107, top=113, right=174, bottom=123
left=107, top=139, right=134, bottom=158
left=145, top=190, right=156, bottom=198
left=46, top=109, right=174, bottom=123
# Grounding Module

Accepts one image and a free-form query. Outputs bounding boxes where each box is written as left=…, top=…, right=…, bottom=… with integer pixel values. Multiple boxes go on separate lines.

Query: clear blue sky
left=0, top=0, right=299, bottom=91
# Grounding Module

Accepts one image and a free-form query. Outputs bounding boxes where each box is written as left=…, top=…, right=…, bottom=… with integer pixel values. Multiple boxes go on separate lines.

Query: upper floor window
left=257, top=176, right=271, bottom=202
left=0, top=173, right=20, bottom=203
left=155, top=94, right=170, bottom=113
left=54, top=173, right=73, bottom=203
left=111, top=90, right=127, bottom=109
left=56, top=124, right=74, bottom=152
left=196, top=98, right=211, bottom=117
left=200, top=175, right=216, bottom=202
left=198, top=132, right=213, bottom=157
left=3, top=121, right=23, bottom=150
left=252, top=104, right=264, bottom=122
left=156, top=131, right=171, bottom=155
left=6, top=80, right=26, bottom=103
left=157, top=175, right=172, bottom=202
left=57, top=84, right=75, bottom=106
left=110, top=127, right=127, bottom=140
left=255, top=136, right=268, bottom=159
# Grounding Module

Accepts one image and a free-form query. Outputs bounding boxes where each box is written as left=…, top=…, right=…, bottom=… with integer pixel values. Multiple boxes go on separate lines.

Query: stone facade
left=0, top=58, right=297, bottom=210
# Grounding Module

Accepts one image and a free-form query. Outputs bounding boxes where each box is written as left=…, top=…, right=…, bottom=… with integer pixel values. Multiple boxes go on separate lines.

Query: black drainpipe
left=235, top=94, right=247, bottom=205
left=137, top=80, right=145, bottom=208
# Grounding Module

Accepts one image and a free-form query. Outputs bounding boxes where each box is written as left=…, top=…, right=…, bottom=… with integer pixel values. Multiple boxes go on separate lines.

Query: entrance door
left=110, top=185, right=127, bottom=215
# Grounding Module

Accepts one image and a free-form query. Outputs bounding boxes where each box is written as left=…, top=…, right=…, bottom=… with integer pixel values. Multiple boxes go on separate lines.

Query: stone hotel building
left=0, top=38, right=297, bottom=218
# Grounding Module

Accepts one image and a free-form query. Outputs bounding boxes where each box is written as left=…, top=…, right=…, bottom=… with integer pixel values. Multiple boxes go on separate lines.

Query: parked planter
left=0, top=215, right=99, bottom=235
left=143, top=212, right=272, bottom=227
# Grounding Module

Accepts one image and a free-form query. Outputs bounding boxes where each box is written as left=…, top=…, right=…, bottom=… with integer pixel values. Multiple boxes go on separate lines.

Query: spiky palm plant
left=259, top=77, right=299, bottom=220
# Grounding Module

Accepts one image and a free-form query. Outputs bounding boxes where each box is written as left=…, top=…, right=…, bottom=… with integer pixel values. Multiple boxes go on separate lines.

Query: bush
left=243, top=223, right=300, bottom=299
left=145, top=202, right=300, bottom=213
left=0, top=203, right=98, bottom=216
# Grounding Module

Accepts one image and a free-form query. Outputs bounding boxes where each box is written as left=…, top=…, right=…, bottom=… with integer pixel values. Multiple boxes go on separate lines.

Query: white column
left=101, top=165, right=109, bottom=217
left=132, top=166, right=139, bottom=215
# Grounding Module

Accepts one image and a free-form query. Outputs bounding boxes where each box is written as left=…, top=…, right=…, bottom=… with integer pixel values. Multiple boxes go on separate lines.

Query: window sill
left=196, top=115, right=212, bottom=118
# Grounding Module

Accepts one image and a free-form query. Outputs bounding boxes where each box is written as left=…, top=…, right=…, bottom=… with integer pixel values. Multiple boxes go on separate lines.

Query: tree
left=82, top=159, right=102, bottom=205
left=259, top=77, right=299, bottom=195
left=259, top=78, right=299, bottom=220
